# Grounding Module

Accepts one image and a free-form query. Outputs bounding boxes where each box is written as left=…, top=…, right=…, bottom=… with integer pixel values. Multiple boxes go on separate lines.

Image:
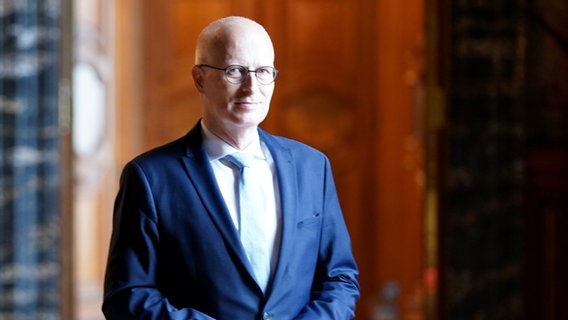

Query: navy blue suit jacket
left=102, top=122, right=360, bottom=319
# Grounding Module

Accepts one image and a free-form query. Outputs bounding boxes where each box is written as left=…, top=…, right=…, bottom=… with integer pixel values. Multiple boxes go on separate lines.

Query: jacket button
left=262, top=312, right=272, bottom=320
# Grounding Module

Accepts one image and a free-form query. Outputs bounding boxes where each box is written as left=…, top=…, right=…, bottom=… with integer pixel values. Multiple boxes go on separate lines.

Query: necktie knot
left=225, top=152, right=255, bottom=170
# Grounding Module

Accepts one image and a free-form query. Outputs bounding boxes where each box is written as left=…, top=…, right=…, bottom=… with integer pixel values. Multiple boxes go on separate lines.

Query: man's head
left=192, top=16, right=276, bottom=141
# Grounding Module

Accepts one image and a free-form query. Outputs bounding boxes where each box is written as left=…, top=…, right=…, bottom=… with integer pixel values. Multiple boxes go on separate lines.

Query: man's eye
left=227, top=67, right=245, bottom=76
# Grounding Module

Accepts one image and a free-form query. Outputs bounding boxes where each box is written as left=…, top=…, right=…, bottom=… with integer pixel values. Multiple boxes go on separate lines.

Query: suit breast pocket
left=297, top=212, right=322, bottom=229
left=293, top=212, right=322, bottom=273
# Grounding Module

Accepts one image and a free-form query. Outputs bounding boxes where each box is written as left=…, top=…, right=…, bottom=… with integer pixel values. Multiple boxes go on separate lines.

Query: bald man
left=102, top=16, right=360, bottom=319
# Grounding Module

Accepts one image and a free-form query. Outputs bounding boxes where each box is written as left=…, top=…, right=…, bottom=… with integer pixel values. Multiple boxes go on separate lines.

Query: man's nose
left=240, top=71, right=260, bottom=90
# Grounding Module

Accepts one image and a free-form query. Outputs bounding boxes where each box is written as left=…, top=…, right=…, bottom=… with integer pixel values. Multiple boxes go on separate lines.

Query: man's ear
left=192, top=66, right=205, bottom=93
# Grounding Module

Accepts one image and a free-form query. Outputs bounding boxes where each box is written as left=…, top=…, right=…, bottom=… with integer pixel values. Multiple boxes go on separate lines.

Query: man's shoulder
left=261, top=130, right=327, bottom=160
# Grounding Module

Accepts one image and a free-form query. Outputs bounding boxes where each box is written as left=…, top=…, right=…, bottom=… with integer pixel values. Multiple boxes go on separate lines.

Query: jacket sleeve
left=102, top=161, right=214, bottom=320
left=293, top=157, right=360, bottom=319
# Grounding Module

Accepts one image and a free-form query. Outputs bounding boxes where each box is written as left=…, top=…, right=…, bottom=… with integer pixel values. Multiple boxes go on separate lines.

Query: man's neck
left=202, top=119, right=258, bottom=150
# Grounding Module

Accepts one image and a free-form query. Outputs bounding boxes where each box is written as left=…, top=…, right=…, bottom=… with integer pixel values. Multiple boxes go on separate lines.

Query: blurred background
left=1, top=0, right=567, bottom=319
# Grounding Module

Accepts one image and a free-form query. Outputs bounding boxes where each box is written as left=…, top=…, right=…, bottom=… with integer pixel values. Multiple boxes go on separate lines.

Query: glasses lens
left=224, top=66, right=247, bottom=84
left=256, top=67, right=276, bottom=84
left=221, top=65, right=277, bottom=84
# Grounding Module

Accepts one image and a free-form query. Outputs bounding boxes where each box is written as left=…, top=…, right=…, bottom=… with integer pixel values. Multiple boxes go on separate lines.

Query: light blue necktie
left=225, top=153, right=271, bottom=292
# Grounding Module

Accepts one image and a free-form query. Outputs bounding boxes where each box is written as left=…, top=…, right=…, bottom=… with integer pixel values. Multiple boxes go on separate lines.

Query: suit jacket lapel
left=260, top=130, right=299, bottom=296
left=179, top=123, right=255, bottom=278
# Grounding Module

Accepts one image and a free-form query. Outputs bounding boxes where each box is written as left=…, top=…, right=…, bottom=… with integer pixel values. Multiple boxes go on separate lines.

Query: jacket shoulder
left=264, top=131, right=327, bottom=160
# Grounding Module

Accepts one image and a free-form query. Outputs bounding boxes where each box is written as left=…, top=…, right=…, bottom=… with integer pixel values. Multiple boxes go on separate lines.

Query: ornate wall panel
left=268, top=0, right=362, bottom=189
left=261, top=3, right=380, bottom=317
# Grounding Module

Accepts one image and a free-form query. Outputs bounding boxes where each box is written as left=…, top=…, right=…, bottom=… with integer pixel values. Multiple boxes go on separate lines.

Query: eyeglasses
left=198, top=64, right=279, bottom=85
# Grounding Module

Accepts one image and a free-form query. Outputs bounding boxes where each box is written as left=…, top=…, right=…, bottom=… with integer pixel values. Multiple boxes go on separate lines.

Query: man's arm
left=294, top=158, right=360, bottom=319
left=102, top=162, right=214, bottom=320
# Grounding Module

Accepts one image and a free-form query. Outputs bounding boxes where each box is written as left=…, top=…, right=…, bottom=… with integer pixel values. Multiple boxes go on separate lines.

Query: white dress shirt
left=201, top=122, right=282, bottom=279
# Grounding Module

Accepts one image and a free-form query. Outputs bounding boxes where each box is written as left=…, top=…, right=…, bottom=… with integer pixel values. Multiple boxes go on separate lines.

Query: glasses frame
left=197, top=64, right=279, bottom=85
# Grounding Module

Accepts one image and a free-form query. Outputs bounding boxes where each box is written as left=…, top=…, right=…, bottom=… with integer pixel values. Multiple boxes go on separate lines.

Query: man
left=102, top=16, right=360, bottom=319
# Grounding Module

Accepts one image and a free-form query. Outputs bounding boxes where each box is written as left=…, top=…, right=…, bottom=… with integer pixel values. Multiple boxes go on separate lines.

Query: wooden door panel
left=143, top=1, right=237, bottom=148
left=263, top=0, right=364, bottom=226
left=282, top=0, right=357, bottom=87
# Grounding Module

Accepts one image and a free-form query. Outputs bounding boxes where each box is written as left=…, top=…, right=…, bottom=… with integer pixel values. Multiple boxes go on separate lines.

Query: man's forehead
left=196, top=17, right=274, bottom=64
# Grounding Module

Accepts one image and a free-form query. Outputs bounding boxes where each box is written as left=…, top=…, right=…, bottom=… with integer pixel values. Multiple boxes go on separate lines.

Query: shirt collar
left=201, top=120, right=266, bottom=161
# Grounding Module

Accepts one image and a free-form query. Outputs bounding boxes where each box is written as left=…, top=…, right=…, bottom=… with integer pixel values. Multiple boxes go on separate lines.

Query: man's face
left=196, top=28, right=275, bottom=134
